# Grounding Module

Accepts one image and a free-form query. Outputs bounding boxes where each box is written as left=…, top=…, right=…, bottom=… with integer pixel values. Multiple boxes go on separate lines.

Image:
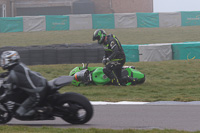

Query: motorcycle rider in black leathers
left=93, top=29, right=138, bottom=86
left=0, top=51, right=50, bottom=119
left=93, top=29, right=137, bottom=86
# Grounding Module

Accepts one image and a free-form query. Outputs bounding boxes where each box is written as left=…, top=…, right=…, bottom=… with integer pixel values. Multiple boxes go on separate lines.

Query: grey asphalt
left=7, top=104, right=200, bottom=131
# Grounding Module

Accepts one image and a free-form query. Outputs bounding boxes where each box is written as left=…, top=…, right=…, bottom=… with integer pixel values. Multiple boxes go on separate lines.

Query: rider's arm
left=0, top=72, right=9, bottom=78
left=6, top=64, right=35, bottom=90
left=107, top=40, right=121, bottom=61
left=1, top=70, right=18, bottom=94
left=6, top=70, right=18, bottom=85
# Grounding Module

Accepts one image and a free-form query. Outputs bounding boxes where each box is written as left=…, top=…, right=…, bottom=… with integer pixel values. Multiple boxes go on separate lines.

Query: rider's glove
left=102, top=58, right=110, bottom=65
left=0, top=72, right=9, bottom=78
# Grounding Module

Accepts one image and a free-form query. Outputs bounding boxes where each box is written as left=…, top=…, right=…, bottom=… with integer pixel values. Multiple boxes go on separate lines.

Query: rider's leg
left=15, top=94, right=39, bottom=119
left=103, top=66, right=120, bottom=86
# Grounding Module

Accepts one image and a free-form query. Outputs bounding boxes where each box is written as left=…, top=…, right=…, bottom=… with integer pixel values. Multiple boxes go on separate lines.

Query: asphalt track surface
left=7, top=101, right=200, bottom=132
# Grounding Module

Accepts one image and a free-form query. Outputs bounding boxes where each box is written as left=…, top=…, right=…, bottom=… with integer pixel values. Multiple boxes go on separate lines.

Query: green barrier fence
left=172, top=42, right=200, bottom=60
left=92, top=14, right=115, bottom=29
left=122, top=45, right=139, bottom=62
left=46, top=15, right=69, bottom=31
left=0, top=17, right=23, bottom=33
left=2, top=11, right=200, bottom=33
left=136, top=13, right=159, bottom=28
left=181, top=11, right=200, bottom=26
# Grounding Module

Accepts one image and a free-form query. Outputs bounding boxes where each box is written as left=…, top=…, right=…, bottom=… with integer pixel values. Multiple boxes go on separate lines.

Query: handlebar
left=82, top=62, right=89, bottom=69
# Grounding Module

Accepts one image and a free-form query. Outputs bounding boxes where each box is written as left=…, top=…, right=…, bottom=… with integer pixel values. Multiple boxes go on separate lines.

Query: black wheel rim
left=62, top=102, right=87, bottom=122
left=0, top=111, right=11, bottom=124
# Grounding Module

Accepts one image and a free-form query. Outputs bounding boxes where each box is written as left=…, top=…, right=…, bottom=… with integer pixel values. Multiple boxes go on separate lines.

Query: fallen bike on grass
left=69, top=63, right=145, bottom=86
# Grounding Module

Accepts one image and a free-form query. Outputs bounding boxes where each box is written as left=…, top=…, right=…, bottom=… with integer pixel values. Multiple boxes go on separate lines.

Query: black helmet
left=0, top=51, right=20, bottom=70
left=93, top=29, right=106, bottom=44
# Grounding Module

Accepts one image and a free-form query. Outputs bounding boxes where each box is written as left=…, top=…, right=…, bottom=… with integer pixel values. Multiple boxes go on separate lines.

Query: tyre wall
left=0, top=42, right=200, bottom=65
left=0, top=43, right=104, bottom=65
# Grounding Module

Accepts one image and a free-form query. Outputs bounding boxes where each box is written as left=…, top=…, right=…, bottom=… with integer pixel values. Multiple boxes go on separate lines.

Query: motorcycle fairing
left=91, top=67, right=110, bottom=85
left=69, top=65, right=145, bottom=86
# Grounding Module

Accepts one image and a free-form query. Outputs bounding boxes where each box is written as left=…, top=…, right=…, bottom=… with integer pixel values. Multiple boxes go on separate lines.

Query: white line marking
left=91, top=101, right=149, bottom=105
left=91, top=101, right=200, bottom=105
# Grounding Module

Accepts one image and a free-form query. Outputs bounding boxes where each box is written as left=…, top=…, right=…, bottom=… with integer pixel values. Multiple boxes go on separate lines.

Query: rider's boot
left=103, top=69, right=121, bottom=86
left=35, top=106, right=55, bottom=120
left=121, top=76, right=138, bottom=85
left=128, top=77, right=138, bottom=85
left=110, top=77, right=121, bottom=86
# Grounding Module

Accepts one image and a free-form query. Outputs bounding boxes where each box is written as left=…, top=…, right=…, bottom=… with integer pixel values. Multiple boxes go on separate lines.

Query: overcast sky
left=153, top=0, right=200, bottom=12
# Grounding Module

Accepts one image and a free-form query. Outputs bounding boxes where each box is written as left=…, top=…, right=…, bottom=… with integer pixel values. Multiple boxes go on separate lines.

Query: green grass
left=1, top=26, right=200, bottom=47
left=1, top=60, right=198, bottom=102
left=0, top=126, right=196, bottom=133
left=36, top=60, right=200, bottom=102
left=1, top=27, right=200, bottom=132
left=0, top=27, right=200, bottom=101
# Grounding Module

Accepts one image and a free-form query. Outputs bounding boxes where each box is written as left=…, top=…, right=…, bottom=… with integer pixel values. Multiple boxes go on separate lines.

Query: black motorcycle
left=0, top=75, right=93, bottom=124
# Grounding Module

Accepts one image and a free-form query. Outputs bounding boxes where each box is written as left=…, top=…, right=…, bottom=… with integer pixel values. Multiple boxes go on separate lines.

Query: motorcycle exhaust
left=74, top=69, right=90, bottom=84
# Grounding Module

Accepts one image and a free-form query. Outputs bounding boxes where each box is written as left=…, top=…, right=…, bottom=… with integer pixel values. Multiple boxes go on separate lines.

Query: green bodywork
left=69, top=66, right=145, bottom=86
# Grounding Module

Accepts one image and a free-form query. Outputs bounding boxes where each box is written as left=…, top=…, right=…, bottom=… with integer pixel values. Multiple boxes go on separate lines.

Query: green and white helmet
left=93, top=29, right=106, bottom=44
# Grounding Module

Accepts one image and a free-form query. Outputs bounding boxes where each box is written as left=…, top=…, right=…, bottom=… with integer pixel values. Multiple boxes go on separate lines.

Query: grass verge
left=1, top=26, right=200, bottom=132
left=1, top=60, right=198, bottom=102
left=0, top=126, right=195, bottom=133
left=1, top=26, right=200, bottom=47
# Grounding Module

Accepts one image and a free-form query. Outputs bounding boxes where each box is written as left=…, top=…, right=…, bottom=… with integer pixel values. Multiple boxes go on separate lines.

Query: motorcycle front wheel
left=56, top=92, right=93, bottom=124
left=0, top=104, right=12, bottom=124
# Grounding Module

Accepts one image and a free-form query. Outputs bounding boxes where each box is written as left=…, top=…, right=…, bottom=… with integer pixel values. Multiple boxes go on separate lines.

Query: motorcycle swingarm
left=52, top=106, right=70, bottom=117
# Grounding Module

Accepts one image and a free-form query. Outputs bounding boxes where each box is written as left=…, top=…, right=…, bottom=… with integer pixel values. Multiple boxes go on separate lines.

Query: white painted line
left=91, top=101, right=149, bottom=105
left=91, top=101, right=200, bottom=105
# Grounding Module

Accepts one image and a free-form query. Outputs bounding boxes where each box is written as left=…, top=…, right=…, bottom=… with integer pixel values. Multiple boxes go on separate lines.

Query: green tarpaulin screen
left=46, top=15, right=69, bottom=31
left=172, top=42, right=200, bottom=60
left=137, top=13, right=159, bottom=28
left=122, top=45, right=139, bottom=62
left=0, top=17, right=23, bottom=33
left=181, top=11, right=200, bottom=26
left=92, top=14, right=115, bottom=29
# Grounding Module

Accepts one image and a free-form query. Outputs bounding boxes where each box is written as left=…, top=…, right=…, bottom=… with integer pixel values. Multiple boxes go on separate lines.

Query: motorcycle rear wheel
left=56, top=92, right=93, bottom=124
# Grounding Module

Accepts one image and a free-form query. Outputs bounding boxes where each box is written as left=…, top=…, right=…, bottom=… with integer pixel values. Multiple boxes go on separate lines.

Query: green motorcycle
left=69, top=63, right=145, bottom=86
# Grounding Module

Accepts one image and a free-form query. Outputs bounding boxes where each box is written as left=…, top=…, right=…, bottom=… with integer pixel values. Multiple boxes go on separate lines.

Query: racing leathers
left=5, top=62, right=48, bottom=119
left=102, top=34, right=126, bottom=86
